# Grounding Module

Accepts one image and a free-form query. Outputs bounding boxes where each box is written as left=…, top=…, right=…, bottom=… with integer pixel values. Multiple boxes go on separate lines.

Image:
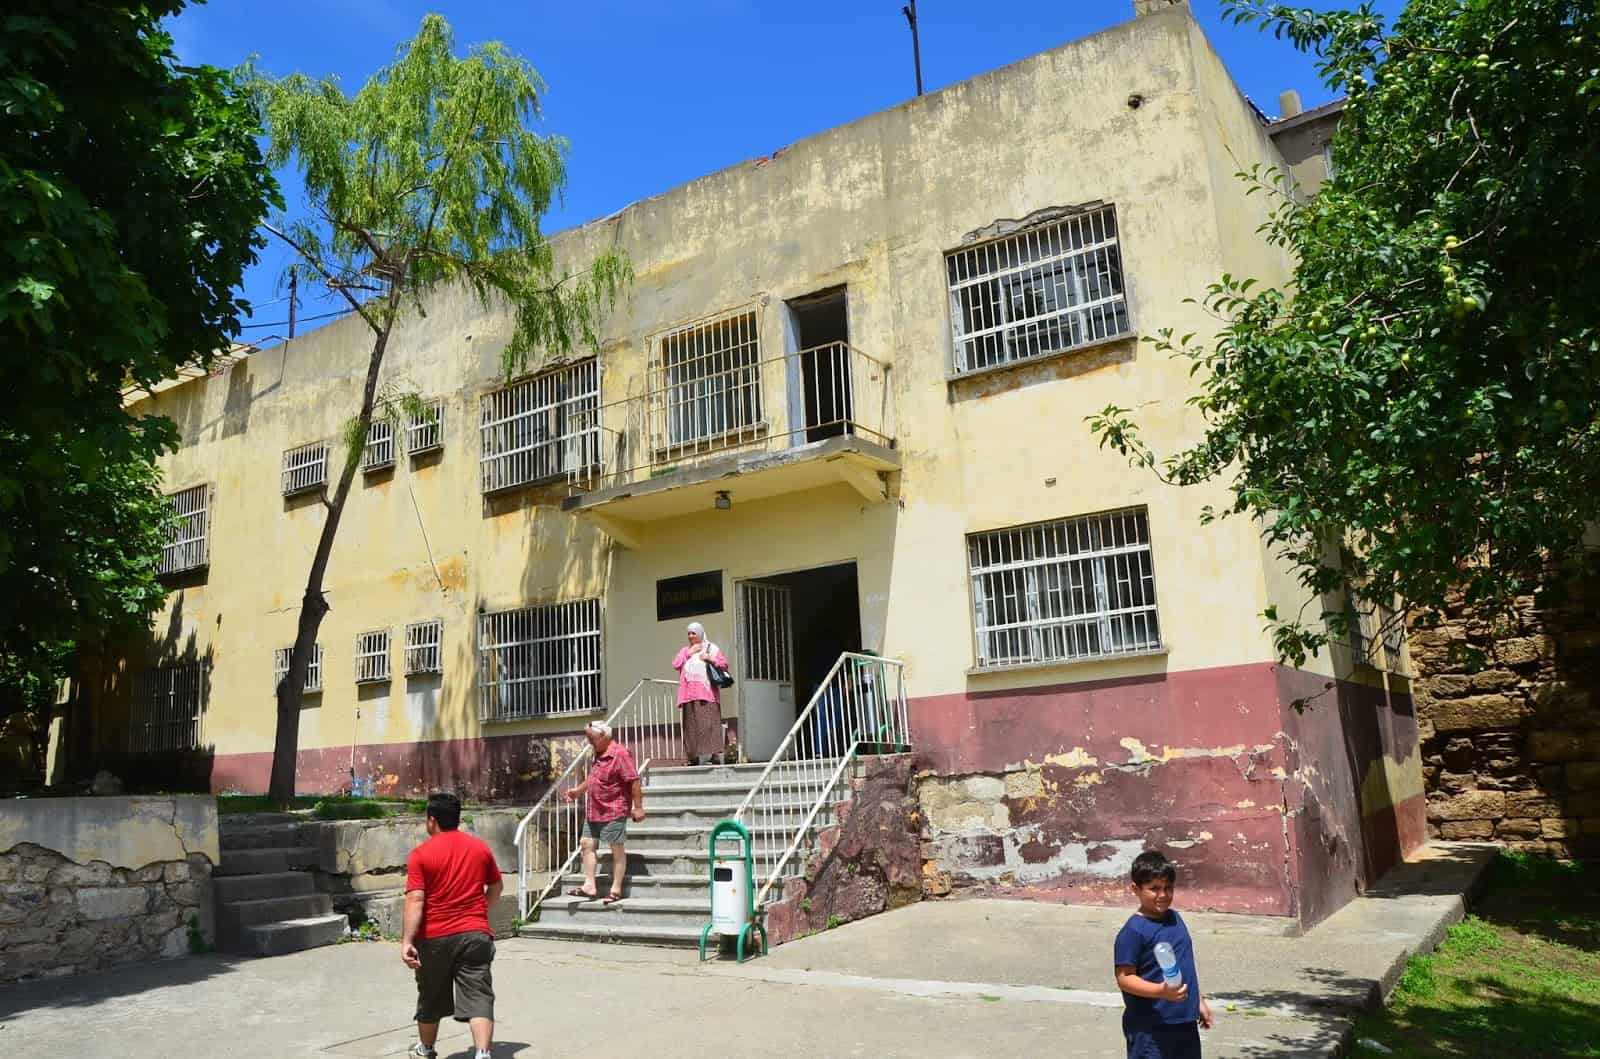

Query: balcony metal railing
left=567, top=342, right=894, bottom=492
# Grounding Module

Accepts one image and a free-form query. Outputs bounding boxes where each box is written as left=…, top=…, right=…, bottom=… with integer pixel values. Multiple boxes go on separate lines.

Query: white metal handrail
left=513, top=677, right=679, bottom=920
left=568, top=343, right=894, bottom=492
left=733, top=653, right=909, bottom=909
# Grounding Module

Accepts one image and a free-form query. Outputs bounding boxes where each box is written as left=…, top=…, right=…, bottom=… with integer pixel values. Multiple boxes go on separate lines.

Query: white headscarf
left=687, top=621, right=706, bottom=641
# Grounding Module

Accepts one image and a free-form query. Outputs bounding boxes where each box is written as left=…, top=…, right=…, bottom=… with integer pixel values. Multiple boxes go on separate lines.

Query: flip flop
left=602, top=893, right=624, bottom=905
left=566, top=887, right=597, bottom=898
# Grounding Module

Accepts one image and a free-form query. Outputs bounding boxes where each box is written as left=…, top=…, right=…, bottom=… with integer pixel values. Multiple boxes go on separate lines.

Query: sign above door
left=657, top=569, right=724, bottom=622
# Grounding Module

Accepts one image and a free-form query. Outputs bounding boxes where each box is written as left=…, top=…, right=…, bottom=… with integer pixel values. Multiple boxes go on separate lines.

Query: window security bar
left=408, top=400, right=444, bottom=455
left=480, top=360, right=599, bottom=494
left=363, top=420, right=395, bottom=472
left=282, top=442, right=328, bottom=496
left=274, top=643, right=323, bottom=693
left=355, top=629, right=391, bottom=683
left=129, top=662, right=206, bottom=753
left=947, top=204, right=1131, bottom=375
left=404, top=619, right=443, bottom=675
left=477, top=599, right=602, bottom=721
left=968, top=506, right=1161, bottom=668
left=159, top=484, right=209, bottom=576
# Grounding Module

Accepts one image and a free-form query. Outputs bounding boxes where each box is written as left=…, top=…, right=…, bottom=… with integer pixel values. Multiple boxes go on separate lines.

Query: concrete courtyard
left=0, top=844, right=1493, bottom=1058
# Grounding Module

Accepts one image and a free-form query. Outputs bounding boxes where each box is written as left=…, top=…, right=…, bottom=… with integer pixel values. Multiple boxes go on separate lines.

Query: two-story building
left=92, top=2, right=1415, bottom=928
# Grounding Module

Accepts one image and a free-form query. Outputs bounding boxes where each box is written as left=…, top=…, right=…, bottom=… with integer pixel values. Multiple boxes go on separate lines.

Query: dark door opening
left=740, top=561, right=861, bottom=760
left=787, top=288, right=853, bottom=443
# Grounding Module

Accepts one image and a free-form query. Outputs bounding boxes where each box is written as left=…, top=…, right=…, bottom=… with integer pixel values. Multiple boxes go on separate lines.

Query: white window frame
left=160, top=484, right=210, bottom=576
left=129, top=662, right=206, bottom=752
left=652, top=306, right=764, bottom=448
left=274, top=644, right=323, bottom=694
left=362, top=419, right=395, bottom=472
left=946, top=204, right=1131, bottom=376
left=968, top=507, right=1161, bottom=669
left=355, top=629, right=391, bottom=683
left=477, top=599, right=602, bottom=721
left=282, top=441, right=328, bottom=496
left=479, top=360, right=599, bottom=494
left=404, top=619, right=443, bottom=675
left=408, top=399, right=444, bottom=455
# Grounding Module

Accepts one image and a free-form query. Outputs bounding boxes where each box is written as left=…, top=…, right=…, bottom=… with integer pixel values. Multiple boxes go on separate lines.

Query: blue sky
left=167, top=0, right=1402, bottom=339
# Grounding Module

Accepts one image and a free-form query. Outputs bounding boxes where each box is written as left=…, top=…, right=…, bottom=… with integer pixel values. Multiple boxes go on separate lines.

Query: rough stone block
left=163, top=862, right=190, bottom=884
left=1429, top=790, right=1505, bottom=821
left=49, top=861, right=114, bottom=888
left=1541, top=818, right=1581, bottom=839
left=160, top=926, right=190, bottom=959
left=1505, top=792, right=1563, bottom=818
left=1438, top=771, right=1476, bottom=794
left=960, top=775, right=1005, bottom=802
left=1425, top=674, right=1473, bottom=697
left=1468, top=669, right=1521, bottom=692
left=1528, top=730, right=1600, bottom=762
left=76, top=886, right=150, bottom=921
left=1439, top=820, right=1495, bottom=840
left=1494, top=636, right=1550, bottom=666
left=1565, top=762, right=1600, bottom=790
left=1004, top=769, right=1044, bottom=800
left=0, top=854, right=17, bottom=883
left=22, top=864, right=51, bottom=884
left=1496, top=818, right=1542, bottom=840
left=1430, top=694, right=1530, bottom=733
left=1505, top=840, right=1550, bottom=856
left=0, top=884, right=48, bottom=925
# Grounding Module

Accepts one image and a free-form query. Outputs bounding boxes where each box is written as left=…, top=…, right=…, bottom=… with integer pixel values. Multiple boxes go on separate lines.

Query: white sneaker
left=407, top=1045, right=437, bottom=1059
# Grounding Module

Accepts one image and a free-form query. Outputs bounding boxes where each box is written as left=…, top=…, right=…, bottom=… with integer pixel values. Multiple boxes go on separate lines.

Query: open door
left=737, top=579, right=795, bottom=761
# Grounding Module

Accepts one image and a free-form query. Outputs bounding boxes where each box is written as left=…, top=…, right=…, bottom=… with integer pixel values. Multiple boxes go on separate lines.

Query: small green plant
left=186, top=913, right=211, bottom=954
left=1394, top=953, right=1437, bottom=1001
left=978, top=994, right=1002, bottom=1003
left=801, top=898, right=812, bottom=913
left=1442, top=915, right=1501, bottom=959
left=826, top=914, right=845, bottom=930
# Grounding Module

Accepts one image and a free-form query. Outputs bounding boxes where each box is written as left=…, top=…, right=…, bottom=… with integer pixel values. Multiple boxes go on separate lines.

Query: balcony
left=561, top=342, right=898, bottom=538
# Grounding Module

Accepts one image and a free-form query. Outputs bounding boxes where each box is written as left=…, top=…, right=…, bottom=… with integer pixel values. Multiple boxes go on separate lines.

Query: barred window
left=477, top=599, right=602, bottom=721
left=1351, top=597, right=1408, bottom=674
left=282, top=442, right=328, bottom=495
left=480, top=360, right=598, bottom=493
left=363, top=420, right=395, bottom=472
left=129, top=663, right=205, bottom=753
left=160, top=484, right=209, bottom=576
left=408, top=400, right=444, bottom=455
left=968, top=507, right=1160, bottom=668
left=946, top=205, right=1131, bottom=375
left=274, top=644, right=323, bottom=694
left=404, top=619, right=443, bottom=675
left=355, top=629, right=391, bottom=683
left=655, top=308, right=762, bottom=446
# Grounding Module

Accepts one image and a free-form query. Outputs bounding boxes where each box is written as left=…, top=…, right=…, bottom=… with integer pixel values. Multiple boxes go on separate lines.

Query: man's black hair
left=1130, top=850, right=1176, bottom=885
left=426, top=792, right=462, bottom=831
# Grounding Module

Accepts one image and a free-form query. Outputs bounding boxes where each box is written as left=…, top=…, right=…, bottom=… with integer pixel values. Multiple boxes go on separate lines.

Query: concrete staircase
left=215, top=813, right=347, bottom=957
left=518, top=760, right=843, bottom=948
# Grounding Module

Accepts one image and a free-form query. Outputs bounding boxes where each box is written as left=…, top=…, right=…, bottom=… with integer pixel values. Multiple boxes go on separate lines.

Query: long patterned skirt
left=681, top=699, right=723, bottom=763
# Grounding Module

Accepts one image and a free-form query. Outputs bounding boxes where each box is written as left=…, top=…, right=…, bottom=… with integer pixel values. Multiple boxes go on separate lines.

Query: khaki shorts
left=584, top=817, right=628, bottom=845
left=414, top=930, right=495, bottom=1023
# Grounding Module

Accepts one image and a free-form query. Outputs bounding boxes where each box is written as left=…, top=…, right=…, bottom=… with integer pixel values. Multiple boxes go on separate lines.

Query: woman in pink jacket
left=673, top=622, right=729, bottom=765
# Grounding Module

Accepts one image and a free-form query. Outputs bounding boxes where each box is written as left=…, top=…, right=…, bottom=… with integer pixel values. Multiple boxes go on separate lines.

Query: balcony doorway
left=785, top=287, right=853, bottom=444
left=736, top=561, right=862, bottom=761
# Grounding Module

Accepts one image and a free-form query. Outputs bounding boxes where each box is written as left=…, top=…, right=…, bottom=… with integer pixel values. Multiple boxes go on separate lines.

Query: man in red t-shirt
left=562, top=721, right=645, bottom=903
left=401, top=792, right=502, bottom=1059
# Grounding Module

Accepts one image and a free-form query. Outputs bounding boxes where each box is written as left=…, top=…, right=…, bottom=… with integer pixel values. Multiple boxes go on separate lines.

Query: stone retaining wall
left=1413, top=560, right=1600, bottom=858
left=0, top=796, right=218, bottom=982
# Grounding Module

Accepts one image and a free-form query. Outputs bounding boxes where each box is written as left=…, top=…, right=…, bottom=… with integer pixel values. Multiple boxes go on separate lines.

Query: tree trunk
left=267, top=323, right=394, bottom=802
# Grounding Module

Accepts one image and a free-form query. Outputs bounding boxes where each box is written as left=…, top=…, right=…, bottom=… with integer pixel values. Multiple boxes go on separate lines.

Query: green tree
left=256, top=14, right=629, bottom=800
left=1090, top=0, right=1600, bottom=668
left=0, top=1, right=277, bottom=760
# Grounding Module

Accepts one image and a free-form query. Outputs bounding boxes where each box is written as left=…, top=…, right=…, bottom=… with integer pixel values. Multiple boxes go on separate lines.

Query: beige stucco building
left=95, top=3, right=1415, bottom=926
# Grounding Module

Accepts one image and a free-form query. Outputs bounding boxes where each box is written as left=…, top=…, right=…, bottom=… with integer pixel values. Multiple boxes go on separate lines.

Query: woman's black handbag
left=708, top=662, right=735, bottom=689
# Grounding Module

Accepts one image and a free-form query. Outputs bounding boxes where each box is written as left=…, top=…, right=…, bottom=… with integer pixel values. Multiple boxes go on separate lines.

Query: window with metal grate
left=968, top=506, right=1161, bottom=668
left=282, top=441, right=328, bottom=495
left=129, top=662, right=206, bottom=753
left=477, top=599, right=601, bottom=721
left=160, top=484, right=210, bottom=575
left=355, top=629, right=391, bottom=683
left=653, top=307, right=763, bottom=447
left=404, top=619, right=443, bottom=675
left=946, top=204, right=1131, bottom=375
left=274, top=643, right=324, bottom=693
left=363, top=420, right=395, bottom=472
left=479, top=361, right=598, bottom=493
left=408, top=399, right=444, bottom=455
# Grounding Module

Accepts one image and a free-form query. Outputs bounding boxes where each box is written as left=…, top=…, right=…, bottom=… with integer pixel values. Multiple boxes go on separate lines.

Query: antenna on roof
left=902, top=1, right=924, bottom=97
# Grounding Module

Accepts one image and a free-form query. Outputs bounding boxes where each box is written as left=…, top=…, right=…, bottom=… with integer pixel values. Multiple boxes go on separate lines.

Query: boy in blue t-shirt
left=1113, top=850, right=1213, bottom=1058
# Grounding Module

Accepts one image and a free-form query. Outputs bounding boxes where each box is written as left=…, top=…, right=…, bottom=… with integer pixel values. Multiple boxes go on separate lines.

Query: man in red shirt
left=401, top=793, right=502, bottom=1059
left=562, top=721, right=645, bottom=903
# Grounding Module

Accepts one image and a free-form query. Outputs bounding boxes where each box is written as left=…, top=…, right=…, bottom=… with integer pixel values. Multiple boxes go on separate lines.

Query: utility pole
left=287, top=269, right=298, bottom=339
left=902, top=1, right=924, bottom=97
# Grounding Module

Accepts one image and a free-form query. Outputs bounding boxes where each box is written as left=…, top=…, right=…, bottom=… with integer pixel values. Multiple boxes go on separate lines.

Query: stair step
left=541, top=896, right=709, bottom=930
left=219, top=811, right=302, bottom=826
left=235, top=913, right=348, bottom=957
left=213, top=871, right=316, bottom=903
left=556, top=873, right=708, bottom=898
left=641, top=760, right=841, bottom=790
left=217, top=893, right=334, bottom=932
left=215, top=847, right=319, bottom=876
left=220, top=822, right=313, bottom=851
left=516, top=922, right=706, bottom=948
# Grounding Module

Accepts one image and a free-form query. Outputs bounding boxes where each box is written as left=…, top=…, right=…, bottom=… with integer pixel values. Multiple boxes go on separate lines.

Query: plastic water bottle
left=1153, top=942, right=1183, bottom=989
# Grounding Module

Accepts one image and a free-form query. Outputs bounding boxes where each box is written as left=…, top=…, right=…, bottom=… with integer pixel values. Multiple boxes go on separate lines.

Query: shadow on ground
left=0, top=952, right=243, bottom=1023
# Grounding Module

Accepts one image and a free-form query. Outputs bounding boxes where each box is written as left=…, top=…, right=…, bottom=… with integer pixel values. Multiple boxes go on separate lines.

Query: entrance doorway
left=736, top=561, right=862, bottom=760
left=786, top=288, right=853, bottom=443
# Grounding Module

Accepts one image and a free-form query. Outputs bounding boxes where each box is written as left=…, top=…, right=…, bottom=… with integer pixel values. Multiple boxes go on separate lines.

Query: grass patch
left=1350, top=853, right=1600, bottom=1058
